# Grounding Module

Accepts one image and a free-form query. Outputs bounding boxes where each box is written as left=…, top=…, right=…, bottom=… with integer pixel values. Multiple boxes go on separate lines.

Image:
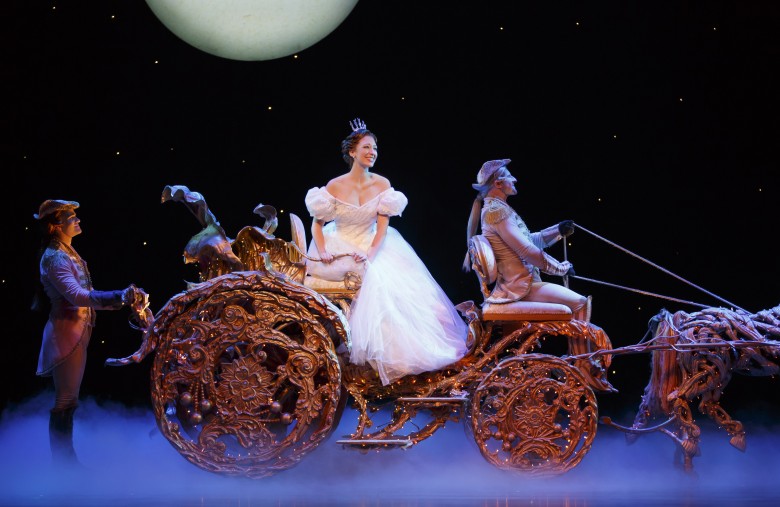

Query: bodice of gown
left=318, top=199, right=380, bottom=248
left=305, top=186, right=407, bottom=239
left=304, top=187, right=408, bottom=283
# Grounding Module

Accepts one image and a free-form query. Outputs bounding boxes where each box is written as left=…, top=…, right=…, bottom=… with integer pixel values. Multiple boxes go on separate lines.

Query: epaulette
left=482, top=199, right=513, bottom=225
left=41, top=248, right=70, bottom=271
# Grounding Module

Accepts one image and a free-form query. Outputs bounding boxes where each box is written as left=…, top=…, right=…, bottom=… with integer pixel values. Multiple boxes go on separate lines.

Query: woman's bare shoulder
left=325, top=175, right=351, bottom=193
left=370, top=173, right=391, bottom=190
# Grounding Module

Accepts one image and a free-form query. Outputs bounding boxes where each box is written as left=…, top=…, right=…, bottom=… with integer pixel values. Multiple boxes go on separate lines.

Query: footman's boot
left=49, top=405, right=83, bottom=469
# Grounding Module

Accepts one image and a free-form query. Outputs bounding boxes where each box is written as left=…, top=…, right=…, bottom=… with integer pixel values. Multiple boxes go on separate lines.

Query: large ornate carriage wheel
left=469, top=353, right=599, bottom=476
left=149, top=272, right=347, bottom=478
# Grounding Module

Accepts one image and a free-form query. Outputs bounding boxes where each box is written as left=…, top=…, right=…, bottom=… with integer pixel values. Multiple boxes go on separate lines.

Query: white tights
left=525, top=281, right=590, bottom=321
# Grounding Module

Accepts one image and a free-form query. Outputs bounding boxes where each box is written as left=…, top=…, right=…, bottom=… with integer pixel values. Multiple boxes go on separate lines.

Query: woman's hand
left=351, top=252, right=368, bottom=263
left=366, top=246, right=380, bottom=262
left=319, top=251, right=334, bottom=263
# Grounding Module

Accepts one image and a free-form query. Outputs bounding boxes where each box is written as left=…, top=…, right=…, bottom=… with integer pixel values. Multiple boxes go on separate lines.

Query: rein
left=563, top=223, right=746, bottom=313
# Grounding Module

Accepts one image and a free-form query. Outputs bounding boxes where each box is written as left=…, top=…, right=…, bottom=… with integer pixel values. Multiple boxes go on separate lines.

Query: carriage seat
left=468, top=234, right=572, bottom=322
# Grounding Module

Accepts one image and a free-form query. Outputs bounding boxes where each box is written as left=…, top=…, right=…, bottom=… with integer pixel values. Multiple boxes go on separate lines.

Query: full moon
left=145, top=0, right=360, bottom=61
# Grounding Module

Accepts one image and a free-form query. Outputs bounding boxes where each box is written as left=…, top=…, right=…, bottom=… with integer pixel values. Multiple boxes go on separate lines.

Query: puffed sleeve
left=305, top=187, right=336, bottom=222
left=377, top=189, right=408, bottom=217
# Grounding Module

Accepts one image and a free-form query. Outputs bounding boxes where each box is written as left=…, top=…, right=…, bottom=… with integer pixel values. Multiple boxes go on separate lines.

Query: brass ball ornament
left=145, top=0, right=360, bottom=61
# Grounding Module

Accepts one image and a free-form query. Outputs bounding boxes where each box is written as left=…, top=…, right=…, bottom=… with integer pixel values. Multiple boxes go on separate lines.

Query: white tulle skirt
left=348, top=228, right=469, bottom=385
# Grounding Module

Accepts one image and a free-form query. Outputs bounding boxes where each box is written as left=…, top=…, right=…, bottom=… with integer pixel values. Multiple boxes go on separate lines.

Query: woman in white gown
left=304, top=119, right=468, bottom=385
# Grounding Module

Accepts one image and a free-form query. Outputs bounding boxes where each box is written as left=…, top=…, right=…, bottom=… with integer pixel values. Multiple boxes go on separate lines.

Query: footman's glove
left=122, top=285, right=137, bottom=306
left=565, top=266, right=576, bottom=277
left=90, top=290, right=125, bottom=309
left=558, top=220, right=575, bottom=237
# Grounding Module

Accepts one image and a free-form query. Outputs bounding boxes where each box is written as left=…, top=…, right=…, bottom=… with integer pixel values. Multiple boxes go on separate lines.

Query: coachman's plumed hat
left=472, top=159, right=511, bottom=190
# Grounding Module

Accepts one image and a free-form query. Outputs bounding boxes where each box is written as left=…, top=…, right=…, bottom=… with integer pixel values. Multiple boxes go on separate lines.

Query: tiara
left=349, top=118, right=367, bottom=131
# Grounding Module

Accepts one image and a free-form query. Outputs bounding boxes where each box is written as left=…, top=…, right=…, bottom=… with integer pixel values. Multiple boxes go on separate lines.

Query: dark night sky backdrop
left=2, top=1, right=778, bottom=421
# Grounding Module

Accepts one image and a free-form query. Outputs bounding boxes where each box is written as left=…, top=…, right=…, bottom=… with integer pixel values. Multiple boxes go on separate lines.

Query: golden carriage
left=112, top=185, right=780, bottom=479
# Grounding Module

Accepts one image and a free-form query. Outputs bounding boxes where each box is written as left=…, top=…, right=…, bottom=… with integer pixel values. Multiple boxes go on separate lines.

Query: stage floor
left=2, top=396, right=779, bottom=507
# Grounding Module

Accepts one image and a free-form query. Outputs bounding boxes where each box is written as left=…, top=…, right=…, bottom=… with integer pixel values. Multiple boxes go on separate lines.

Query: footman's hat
left=33, top=200, right=79, bottom=220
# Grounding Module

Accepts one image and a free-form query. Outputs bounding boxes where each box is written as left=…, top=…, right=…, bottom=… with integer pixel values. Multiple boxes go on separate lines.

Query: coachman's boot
left=49, top=405, right=82, bottom=468
left=573, top=295, right=593, bottom=323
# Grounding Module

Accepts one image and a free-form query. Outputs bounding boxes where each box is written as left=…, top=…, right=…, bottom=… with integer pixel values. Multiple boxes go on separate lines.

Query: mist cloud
left=1, top=392, right=779, bottom=506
